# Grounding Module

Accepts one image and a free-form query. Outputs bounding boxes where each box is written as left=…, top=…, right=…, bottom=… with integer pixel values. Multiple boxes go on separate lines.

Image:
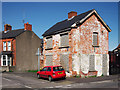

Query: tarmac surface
left=1, top=72, right=120, bottom=89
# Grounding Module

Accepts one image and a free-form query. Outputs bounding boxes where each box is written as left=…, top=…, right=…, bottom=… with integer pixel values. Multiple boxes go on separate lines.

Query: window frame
left=7, top=41, right=11, bottom=51
left=41, top=67, right=48, bottom=71
left=92, top=32, right=99, bottom=47
left=47, top=67, right=51, bottom=71
left=3, top=42, right=7, bottom=51
left=46, top=36, right=53, bottom=49
left=60, top=33, right=69, bottom=48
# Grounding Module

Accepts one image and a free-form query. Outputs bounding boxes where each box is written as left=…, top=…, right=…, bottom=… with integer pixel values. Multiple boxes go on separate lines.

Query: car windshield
left=53, top=66, right=64, bottom=71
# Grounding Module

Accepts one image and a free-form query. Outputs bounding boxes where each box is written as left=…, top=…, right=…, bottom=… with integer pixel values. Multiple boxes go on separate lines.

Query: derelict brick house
left=42, top=9, right=111, bottom=77
left=0, top=22, right=41, bottom=72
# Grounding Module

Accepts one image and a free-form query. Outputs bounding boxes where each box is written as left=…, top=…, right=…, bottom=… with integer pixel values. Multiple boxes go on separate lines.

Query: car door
left=46, top=67, right=52, bottom=78
left=40, top=67, right=48, bottom=78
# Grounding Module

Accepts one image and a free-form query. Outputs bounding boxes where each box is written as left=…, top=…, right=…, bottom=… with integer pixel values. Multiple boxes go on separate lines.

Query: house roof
left=1, top=29, right=25, bottom=39
left=42, top=9, right=111, bottom=37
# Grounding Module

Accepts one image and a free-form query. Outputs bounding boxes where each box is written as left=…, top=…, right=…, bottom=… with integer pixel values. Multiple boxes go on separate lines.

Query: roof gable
left=43, top=9, right=111, bottom=37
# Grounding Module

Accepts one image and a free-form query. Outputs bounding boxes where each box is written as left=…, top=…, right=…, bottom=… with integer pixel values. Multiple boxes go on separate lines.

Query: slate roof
left=1, top=29, right=25, bottom=39
left=42, top=9, right=94, bottom=37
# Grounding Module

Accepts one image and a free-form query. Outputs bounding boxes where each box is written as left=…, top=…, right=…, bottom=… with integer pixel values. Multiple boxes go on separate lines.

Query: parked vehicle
left=37, top=66, right=66, bottom=81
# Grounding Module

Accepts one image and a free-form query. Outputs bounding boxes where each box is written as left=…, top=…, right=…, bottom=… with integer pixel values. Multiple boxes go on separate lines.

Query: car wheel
left=37, top=74, right=40, bottom=79
left=63, top=77, right=66, bottom=80
left=48, top=76, right=52, bottom=82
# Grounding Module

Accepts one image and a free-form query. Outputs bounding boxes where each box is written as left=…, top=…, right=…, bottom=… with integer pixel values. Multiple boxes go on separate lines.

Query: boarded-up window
left=46, top=37, right=52, bottom=49
left=60, top=54, right=69, bottom=72
left=93, top=32, right=98, bottom=46
left=60, top=33, right=69, bottom=47
left=102, top=54, right=107, bottom=75
left=46, top=55, right=53, bottom=66
left=89, top=55, right=95, bottom=71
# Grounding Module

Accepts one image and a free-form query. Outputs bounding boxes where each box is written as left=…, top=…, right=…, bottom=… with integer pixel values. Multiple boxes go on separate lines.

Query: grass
left=28, top=70, right=38, bottom=72
left=9, top=70, right=13, bottom=72
left=88, top=75, right=96, bottom=78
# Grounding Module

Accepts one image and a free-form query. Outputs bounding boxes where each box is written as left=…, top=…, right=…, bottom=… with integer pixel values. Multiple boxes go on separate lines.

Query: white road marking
left=55, top=85, right=63, bottom=88
left=47, top=87, right=54, bottom=88
left=24, top=85, right=32, bottom=88
left=90, top=80, right=112, bottom=84
left=41, top=82, right=45, bottom=83
left=3, top=78, right=11, bottom=82
left=66, top=84, right=71, bottom=87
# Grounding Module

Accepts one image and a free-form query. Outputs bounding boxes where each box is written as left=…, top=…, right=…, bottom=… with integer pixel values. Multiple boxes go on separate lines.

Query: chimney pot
left=24, top=22, right=32, bottom=31
left=68, top=11, right=77, bottom=19
left=4, top=24, right=12, bottom=31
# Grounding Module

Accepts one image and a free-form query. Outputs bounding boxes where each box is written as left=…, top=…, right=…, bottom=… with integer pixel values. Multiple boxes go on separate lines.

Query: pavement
left=3, top=72, right=120, bottom=83
left=1, top=72, right=120, bottom=89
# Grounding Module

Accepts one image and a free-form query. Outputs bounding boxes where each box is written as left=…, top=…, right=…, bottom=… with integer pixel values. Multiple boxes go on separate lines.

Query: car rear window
left=53, top=66, right=64, bottom=71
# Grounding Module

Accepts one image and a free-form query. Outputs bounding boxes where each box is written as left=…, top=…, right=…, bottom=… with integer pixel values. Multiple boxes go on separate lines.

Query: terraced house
left=0, top=22, right=41, bottom=72
left=42, top=9, right=111, bottom=77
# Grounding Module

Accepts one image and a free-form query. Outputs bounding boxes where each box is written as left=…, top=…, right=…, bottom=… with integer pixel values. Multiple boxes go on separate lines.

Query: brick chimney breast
left=68, top=11, right=77, bottom=19
left=4, top=24, right=12, bottom=31
left=24, top=22, right=32, bottom=31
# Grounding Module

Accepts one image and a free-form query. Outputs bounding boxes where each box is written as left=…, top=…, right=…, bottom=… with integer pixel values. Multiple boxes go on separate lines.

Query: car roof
left=44, top=65, right=62, bottom=68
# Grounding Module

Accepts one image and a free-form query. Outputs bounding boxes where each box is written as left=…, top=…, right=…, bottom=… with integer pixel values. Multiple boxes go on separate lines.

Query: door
left=46, top=67, right=52, bottom=78
left=40, top=67, right=48, bottom=78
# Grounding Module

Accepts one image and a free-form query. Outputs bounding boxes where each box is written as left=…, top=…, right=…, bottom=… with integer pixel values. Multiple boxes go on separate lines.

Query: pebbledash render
left=42, top=9, right=111, bottom=77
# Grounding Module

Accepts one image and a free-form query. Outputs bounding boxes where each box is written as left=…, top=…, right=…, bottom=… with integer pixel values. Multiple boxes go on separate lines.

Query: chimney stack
left=4, top=24, right=12, bottom=31
left=24, top=22, right=32, bottom=31
left=68, top=11, right=77, bottom=19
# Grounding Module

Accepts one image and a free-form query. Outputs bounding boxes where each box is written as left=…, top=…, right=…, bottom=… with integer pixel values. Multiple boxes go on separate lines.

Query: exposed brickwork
left=4, top=24, right=12, bottom=31
left=0, top=38, right=16, bottom=66
left=43, top=14, right=109, bottom=77
left=24, top=22, right=32, bottom=31
left=68, top=11, right=77, bottom=19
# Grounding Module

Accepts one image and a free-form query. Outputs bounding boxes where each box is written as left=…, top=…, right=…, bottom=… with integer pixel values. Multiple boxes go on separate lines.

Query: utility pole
left=36, top=48, right=41, bottom=71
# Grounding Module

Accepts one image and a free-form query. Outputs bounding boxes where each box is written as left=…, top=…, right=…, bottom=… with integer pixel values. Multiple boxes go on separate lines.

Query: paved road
left=1, top=72, right=120, bottom=89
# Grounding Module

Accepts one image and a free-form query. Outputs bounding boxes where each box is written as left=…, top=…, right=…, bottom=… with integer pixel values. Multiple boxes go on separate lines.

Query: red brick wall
left=43, top=14, right=109, bottom=73
left=1, top=38, right=16, bottom=66
left=72, top=14, right=109, bottom=54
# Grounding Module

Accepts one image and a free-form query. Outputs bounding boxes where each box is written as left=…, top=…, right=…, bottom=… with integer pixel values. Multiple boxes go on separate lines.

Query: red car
left=37, top=66, right=66, bottom=81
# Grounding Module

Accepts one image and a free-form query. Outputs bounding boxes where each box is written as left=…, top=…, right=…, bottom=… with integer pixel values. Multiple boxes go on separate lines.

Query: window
left=8, top=56, right=10, bottom=66
left=60, top=54, right=69, bottom=71
left=3, top=55, right=6, bottom=66
left=93, top=32, right=98, bottom=46
left=7, top=41, right=11, bottom=51
left=46, top=55, right=53, bottom=66
left=3, top=42, right=6, bottom=51
left=47, top=67, right=51, bottom=71
left=89, top=55, right=95, bottom=71
left=53, top=66, right=64, bottom=71
left=41, top=67, right=47, bottom=71
left=60, top=33, right=69, bottom=47
left=46, top=37, right=52, bottom=49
